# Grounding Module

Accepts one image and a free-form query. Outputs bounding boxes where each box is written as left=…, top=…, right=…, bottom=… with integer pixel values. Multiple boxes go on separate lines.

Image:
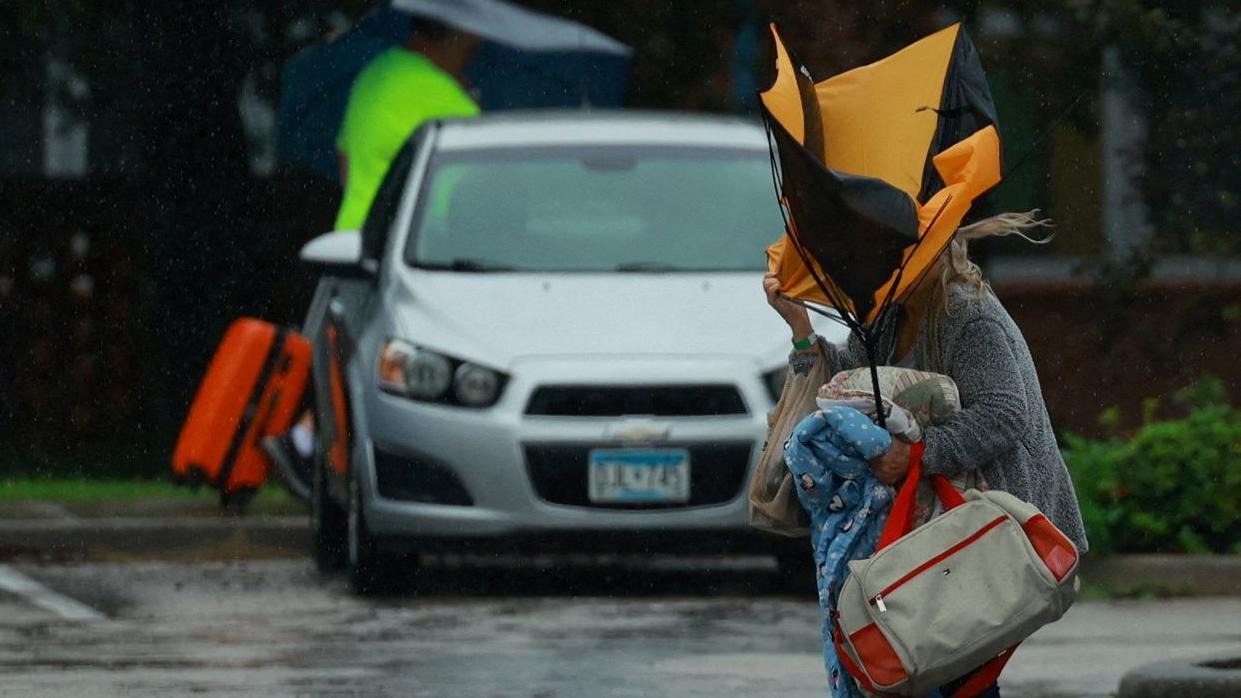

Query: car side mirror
left=299, top=230, right=376, bottom=278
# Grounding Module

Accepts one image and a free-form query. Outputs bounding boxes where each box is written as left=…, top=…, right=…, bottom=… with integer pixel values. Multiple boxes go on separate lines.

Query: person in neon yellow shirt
left=265, top=21, right=481, bottom=496
left=334, top=19, right=481, bottom=231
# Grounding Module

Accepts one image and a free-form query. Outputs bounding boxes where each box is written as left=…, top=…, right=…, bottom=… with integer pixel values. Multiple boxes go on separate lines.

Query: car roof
left=432, top=110, right=770, bottom=151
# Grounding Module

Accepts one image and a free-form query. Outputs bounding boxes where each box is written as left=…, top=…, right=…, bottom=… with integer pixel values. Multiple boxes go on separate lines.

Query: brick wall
left=995, top=280, right=1241, bottom=438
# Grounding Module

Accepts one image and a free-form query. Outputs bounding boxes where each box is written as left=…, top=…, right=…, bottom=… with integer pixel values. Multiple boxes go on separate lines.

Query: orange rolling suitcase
left=172, top=318, right=311, bottom=506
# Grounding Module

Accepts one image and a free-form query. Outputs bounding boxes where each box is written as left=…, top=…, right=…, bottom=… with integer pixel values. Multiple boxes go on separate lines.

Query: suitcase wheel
left=184, top=466, right=208, bottom=490
left=220, top=486, right=257, bottom=511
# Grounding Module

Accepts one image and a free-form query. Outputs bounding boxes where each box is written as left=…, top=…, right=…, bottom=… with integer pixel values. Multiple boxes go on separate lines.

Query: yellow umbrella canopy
left=760, top=22, right=1003, bottom=326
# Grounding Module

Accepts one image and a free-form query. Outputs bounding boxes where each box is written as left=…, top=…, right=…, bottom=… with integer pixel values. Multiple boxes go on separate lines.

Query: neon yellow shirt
left=334, top=48, right=479, bottom=230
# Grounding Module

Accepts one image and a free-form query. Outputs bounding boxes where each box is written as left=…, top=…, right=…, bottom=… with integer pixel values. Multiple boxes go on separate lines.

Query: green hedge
left=1063, top=379, right=1241, bottom=555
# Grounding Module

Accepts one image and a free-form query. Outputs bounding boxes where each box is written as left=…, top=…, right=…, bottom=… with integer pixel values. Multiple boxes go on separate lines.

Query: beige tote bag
left=748, top=345, right=825, bottom=537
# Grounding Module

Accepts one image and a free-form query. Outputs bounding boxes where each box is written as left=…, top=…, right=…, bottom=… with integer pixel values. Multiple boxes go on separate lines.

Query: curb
left=4, top=518, right=1241, bottom=590
left=1119, top=655, right=1241, bottom=697
left=0, top=516, right=309, bottom=560
left=1081, top=555, right=1241, bottom=597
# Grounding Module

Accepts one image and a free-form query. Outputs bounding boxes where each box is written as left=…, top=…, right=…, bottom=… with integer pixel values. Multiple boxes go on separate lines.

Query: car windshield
left=405, top=145, right=784, bottom=272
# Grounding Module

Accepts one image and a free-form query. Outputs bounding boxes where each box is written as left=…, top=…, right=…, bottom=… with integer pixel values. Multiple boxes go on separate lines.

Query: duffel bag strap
left=875, top=442, right=921, bottom=551
left=875, top=442, right=965, bottom=551
left=948, top=646, right=1017, bottom=698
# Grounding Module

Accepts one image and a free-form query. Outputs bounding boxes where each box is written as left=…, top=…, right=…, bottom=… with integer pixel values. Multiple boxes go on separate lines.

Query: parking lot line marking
left=20, top=501, right=82, bottom=522
left=0, top=564, right=104, bottom=621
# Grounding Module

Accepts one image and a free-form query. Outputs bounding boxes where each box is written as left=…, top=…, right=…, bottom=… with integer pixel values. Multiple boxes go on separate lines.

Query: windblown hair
left=936, top=210, right=1054, bottom=300
left=916, top=211, right=1053, bottom=371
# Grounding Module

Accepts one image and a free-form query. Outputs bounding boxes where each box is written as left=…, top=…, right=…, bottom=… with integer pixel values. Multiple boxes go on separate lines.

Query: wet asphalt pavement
left=1, top=555, right=1240, bottom=697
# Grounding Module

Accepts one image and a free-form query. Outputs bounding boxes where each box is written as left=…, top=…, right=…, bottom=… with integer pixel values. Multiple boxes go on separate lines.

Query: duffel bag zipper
left=869, top=514, right=1009, bottom=613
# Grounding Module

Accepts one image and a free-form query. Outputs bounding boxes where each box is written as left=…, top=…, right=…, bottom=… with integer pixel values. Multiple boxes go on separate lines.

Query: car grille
left=373, top=444, right=474, bottom=506
left=523, top=442, right=751, bottom=509
left=525, top=385, right=747, bottom=417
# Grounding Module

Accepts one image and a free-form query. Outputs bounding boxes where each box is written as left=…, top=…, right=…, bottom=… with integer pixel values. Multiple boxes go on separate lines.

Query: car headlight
left=764, top=366, right=787, bottom=403
left=406, top=349, right=454, bottom=400
left=454, top=363, right=500, bottom=406
left=378, top=339, right=506, bottom=407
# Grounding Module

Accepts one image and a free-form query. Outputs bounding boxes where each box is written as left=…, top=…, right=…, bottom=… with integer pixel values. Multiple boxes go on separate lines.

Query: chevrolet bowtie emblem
left=606, top=420, right=671, bottom=443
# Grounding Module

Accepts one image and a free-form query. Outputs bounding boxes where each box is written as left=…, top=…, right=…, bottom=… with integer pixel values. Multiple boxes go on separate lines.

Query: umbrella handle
left=861, top=336, right=886, bottom=430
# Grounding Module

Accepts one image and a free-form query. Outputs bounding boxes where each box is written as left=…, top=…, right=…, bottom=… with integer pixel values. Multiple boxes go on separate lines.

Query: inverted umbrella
left=278, top=1, right=631, bottom=181
left=759, top=22, right=1002, bottom=423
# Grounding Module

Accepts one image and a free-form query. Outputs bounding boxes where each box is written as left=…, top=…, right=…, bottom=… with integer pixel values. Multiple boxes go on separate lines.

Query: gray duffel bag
left=832, top=462, right=1079, bottom=696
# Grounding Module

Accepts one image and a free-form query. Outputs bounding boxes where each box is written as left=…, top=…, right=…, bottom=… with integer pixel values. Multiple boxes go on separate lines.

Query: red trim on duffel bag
left=848, top=623, right=909, bottom=688
left=833, top=616, right=897, bottom=695
left=833, top=627, right=878, bottom=693
left=948, top=646, right=1018, bottom=698
left=877, top=442, right=968, bottom=551
left=1022, top=513, right=1077, bottom=581
left=930, top=472, right=967, bottom=509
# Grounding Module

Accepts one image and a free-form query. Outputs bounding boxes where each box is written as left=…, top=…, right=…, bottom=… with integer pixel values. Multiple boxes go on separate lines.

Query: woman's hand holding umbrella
left=765, top=271, right=913, bottom=485
left=763, top=272, right=813, bottom=341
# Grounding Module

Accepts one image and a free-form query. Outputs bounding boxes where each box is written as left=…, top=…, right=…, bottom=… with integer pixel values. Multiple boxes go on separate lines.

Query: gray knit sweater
left=809, top=282, right=1089, bottom=552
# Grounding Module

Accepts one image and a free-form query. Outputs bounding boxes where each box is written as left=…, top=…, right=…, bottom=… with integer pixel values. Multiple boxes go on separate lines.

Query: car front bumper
left=358, top=355, right=778, bottom=545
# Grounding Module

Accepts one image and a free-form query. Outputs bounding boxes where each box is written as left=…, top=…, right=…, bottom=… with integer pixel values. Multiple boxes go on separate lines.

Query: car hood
left=388, top=270, right=843, bottom=370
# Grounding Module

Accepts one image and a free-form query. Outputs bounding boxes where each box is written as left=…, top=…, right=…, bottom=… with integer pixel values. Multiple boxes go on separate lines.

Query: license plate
left=588, top=448, right=691, bottom=504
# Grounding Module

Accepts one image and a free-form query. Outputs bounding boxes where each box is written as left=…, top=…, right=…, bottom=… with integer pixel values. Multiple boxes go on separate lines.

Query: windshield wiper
left=416, top=259, right=516, bottom=272
left=615, top=262, right=684, bottom=272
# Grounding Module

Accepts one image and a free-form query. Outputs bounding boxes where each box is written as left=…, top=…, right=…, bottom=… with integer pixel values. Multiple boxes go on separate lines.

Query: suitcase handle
left=218, top=328, right=288, bottom=493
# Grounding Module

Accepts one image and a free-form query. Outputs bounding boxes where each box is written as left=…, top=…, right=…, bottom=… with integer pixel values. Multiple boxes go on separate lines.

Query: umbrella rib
left=876, top=192, right=957, bottom=323
left=760, top=108, right=887, bottom=428
left=760, top=113, right=863, bottom=333
left=785, top=212, right=889, bottom=430
left=759, top=116, right=868, bottom=330
left=787, top=217, right=861, bottom=333
left=876, top=192, right=955, bottom=320
left=779, top=294, right=851, bottom=328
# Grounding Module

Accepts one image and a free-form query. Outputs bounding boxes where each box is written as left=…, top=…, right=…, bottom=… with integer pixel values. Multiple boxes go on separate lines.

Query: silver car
left=299, top=111, right=847, bottom=590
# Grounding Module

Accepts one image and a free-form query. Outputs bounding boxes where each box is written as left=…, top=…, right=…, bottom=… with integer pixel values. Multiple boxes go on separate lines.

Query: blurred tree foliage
left=1058, top=0, right=1240, bottom=254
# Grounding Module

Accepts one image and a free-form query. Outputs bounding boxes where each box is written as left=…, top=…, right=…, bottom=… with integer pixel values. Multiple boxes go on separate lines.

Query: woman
left=764, top=212, right=1088, bottom=696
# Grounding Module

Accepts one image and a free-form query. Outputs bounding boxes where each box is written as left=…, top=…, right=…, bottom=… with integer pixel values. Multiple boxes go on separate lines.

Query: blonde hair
left=936, top=210, right=1054, bottom=300
left=915, top=211, right=1053, bottom=371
